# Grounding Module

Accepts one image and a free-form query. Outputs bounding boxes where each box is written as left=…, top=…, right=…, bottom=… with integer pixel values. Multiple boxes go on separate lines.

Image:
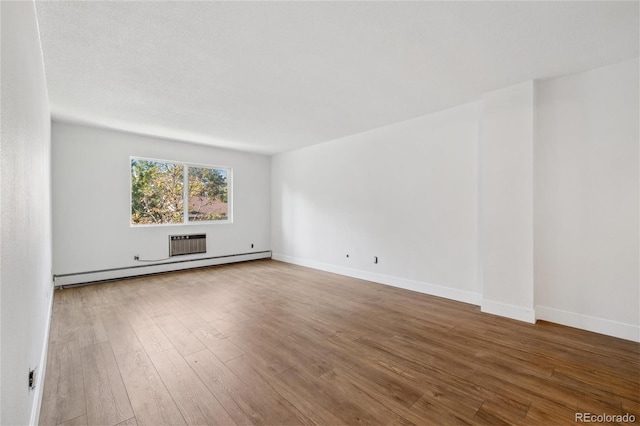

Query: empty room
left=1, top=1, right=639, bottom=425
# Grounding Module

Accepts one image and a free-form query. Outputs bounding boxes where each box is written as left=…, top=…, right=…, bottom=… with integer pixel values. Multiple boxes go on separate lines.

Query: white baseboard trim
left=54, top=251, right=271, bottom=287
left=536, top=306, right=640, bottom=343
left=30, top=288, right=54, bottom=426
left=481, top=299, right=536, bottom=324
left=272, top=253, right=481, bottom=306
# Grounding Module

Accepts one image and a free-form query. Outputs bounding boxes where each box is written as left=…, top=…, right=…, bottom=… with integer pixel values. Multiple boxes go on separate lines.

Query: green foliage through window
left=131, top=158, right=230, bottom=225
left=188, top=166, right=228, bottom=222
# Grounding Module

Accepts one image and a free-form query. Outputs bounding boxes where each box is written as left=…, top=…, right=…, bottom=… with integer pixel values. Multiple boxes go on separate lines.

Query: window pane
left=188, top=166, right=228, bottom=221
left=131, top=159, right=184, bottom=225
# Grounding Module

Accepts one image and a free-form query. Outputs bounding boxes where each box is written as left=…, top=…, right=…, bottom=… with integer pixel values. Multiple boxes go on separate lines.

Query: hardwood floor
left=40, top=259, right=639, bottom=425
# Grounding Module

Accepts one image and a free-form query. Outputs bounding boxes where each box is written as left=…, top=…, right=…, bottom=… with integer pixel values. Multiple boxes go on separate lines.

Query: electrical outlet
left=134, top=255, right=139, bottom=261
left=374, top=256, right=378, bottom=264
left=251, top=243, right=254, bottom=248
left=28, top=367, right=37, bottom=391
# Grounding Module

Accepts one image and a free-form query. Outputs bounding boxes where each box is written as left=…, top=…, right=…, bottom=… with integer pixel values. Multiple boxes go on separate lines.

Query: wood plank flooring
left=40, top=259, right=639, bottom=425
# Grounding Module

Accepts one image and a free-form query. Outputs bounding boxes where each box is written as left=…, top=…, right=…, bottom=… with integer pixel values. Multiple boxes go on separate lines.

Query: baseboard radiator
left=53, top=250, right=272, bottom=288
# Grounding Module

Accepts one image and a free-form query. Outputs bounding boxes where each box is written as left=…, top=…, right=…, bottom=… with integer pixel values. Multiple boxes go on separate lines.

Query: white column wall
left=479, top=82, right=536, bottom=322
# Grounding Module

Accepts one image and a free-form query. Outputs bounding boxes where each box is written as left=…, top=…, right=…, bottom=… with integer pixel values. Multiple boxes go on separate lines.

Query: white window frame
left=130, top=156, right=233, bottom=227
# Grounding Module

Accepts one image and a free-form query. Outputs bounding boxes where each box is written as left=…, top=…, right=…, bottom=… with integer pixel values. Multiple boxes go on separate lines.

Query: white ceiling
left=36, top=1, right=638, bottom=155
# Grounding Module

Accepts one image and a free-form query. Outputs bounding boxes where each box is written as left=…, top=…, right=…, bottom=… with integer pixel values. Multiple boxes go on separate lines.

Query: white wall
left=1, top=1, right=54, bottom=424
left=479, top=82, right=535, bottom=322
left=535, top=59, right=639, bottom=341
left=272, top=102, right=481, bottom=304
left=271, top=59, right=638, bottom=342
left=52, top=122, right=271, bottom=283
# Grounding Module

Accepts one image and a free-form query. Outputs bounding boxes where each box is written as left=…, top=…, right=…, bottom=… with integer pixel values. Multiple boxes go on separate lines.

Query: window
left=131, top=157, right=231, bottom=226
left=188, top=166, right=229, bottom=222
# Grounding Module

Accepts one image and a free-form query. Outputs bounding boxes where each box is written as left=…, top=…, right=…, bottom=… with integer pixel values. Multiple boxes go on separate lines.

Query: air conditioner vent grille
left=170, top=234, right=206, bottom=257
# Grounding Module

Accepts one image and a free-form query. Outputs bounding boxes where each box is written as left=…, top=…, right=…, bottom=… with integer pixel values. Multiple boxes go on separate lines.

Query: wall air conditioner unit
left=169, top=234, right=206, bottom=257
